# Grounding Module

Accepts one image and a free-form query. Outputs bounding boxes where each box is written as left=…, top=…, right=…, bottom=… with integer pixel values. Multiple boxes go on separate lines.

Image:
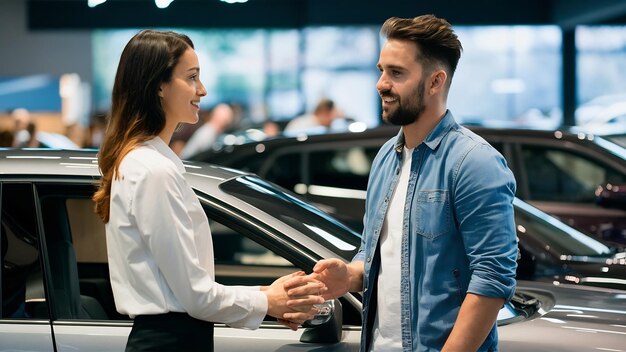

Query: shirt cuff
left=228, top=290, right=268, bottom=330
left=232, top=285, right=262, bottom=291
left=467, top=274, right=516, bottom=303
left=352, top=251, right=365, bottom=263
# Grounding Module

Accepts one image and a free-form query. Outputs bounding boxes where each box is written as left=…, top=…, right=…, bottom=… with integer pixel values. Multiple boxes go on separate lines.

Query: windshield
left=513, top=198, right=612, bottom=256
left=220, top=175, right=362, bottom=259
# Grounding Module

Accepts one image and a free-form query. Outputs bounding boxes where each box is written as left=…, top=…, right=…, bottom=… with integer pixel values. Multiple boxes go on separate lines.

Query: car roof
left=0, top=147, right=356, bottom=265
left=193, top=124, right=626, bottom=162
left=0, top=148, right=249, bottom=181
left=232, top=125, right=603, bottom=145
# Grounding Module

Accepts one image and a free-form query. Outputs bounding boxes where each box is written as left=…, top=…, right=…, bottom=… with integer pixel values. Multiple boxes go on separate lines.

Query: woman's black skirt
left=125, top=312, right=214, bottom=352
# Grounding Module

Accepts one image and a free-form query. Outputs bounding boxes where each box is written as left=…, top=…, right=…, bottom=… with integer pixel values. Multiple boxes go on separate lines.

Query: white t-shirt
left=371, top=146, right=413, bottom=351
left=106, top=136, right=267, bottom=329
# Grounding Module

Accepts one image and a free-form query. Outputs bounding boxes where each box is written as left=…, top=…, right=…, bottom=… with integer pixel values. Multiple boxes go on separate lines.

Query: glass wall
left=576, top=26, right=626, bottom=134
left=92, top=27, right=380, bottom=127
left=92, top=25, right=562, bottom=130
left=450, top=26, right=562, bottom=129
left=94, top=29, right=268, bottom=122
left=302, top=27, right=379, bottom=127
left=267, top=29, right=300, bottom=120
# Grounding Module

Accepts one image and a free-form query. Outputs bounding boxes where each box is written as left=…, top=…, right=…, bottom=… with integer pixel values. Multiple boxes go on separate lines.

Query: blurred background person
left=228, top=102, right=246, bottom=133
left=180, top=103, right=234, bottom=159
left=0, top=129, right=14, bottom=147
left=8, top=107, right=79, bottom=149
left=263, top=120, right=281, bottom=138
left=284, top=98, right=340, bottom=134
left=169, top=115, right=202, bottom=156
left=11, top=108, right=39, bottom=148
left=84, top=112, right=108, bottom=149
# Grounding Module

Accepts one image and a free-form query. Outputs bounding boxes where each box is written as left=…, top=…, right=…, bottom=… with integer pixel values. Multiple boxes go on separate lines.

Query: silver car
left=1, top=149, right=625, bottom=351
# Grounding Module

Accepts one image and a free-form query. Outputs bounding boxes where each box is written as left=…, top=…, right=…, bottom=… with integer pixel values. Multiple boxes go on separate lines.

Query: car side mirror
left=595, top=183, right=626, bottom=210
left=300, top=299, right=343, bottom=344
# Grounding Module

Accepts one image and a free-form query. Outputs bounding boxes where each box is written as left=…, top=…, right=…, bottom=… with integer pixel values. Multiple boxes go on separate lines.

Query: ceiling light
left=155, top=0, right=174, bottom=8
left=220, top=0, right=249, bottom=3
left=87, top=0, right=107, bottom=7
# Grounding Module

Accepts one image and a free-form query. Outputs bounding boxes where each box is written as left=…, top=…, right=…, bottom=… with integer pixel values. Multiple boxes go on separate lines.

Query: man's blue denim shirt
left=353, top=111, right=518, bottom=352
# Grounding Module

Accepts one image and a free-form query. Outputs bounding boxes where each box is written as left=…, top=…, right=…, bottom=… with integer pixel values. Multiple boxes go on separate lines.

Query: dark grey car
left=1, top=149, right=625, bottom=351
left=192, top=126, right=626, bottom=248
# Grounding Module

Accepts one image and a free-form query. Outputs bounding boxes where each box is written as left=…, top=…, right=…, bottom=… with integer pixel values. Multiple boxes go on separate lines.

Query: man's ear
left=429, top=70, right=448, bottom=94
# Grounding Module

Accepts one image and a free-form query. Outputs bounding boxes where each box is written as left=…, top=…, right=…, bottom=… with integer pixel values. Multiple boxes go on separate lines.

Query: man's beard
left=382, top=79, right=425, bottom=126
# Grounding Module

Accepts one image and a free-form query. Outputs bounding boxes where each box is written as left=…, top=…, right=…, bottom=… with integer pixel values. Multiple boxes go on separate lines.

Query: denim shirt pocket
left=416, top=190, right=451, bottom=239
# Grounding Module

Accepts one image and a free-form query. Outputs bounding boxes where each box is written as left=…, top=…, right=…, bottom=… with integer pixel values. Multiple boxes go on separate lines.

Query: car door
left=0, top=182, right=55, bottom=352
left=29, top=181, right=360, bottom=352
left=511, top=142, right=626, bottom=246
left=34, top=182, right=129, bottom=352
left=204, top=215, right=361, bottom=351
left=195, top=181, right=362, bottom=350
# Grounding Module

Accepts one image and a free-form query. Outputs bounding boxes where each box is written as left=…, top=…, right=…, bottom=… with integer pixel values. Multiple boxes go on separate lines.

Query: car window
left=261, top=152, right=302, bottom=193
left=220, top=176, right=361, bottom=258
left=209, top=218, right=300, bottom=289
left=514, top=200, right=612, bottom=257
left=308, top=147, right=378, bottom=191
left=37, top=185, right=305, bottom=322
left=65, top=197, right=125, bottom=320
left=1, top=183, right=48, bottom=320
left=36, top=184, right=113, bottom=321
left=210, top=219, right=293, bottom=268
left=521, top=146, right=626, bottom=202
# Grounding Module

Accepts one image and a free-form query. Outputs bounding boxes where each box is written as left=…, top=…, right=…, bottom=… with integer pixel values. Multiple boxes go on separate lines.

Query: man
left=11, top=108, right=39, bottom=148
left=179, top=103, right=234, bottom=158
left=284, top=98, right=339, bottom=134
left=286, top=15, right=517, bottom=351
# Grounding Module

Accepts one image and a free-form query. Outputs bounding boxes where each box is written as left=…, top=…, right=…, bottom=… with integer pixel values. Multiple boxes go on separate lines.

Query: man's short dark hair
left=314, top=98, right=335, bottom=115
left=381, top=15, right=463, bottom=86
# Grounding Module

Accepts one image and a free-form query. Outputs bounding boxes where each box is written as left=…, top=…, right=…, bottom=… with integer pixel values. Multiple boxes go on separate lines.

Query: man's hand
left=262, top=271, right=326, bottom=330
left=284, top=259, right=364, bottom=301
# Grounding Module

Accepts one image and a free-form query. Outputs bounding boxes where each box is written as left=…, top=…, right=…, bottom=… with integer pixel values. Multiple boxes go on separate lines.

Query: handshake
left=260, top=258, right=353, bottom=331
left=260, top=271, right=328, bottom=331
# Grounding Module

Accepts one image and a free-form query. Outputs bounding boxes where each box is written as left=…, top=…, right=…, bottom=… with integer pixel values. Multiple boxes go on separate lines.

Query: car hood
left=499, top=281, right=626, bottom=351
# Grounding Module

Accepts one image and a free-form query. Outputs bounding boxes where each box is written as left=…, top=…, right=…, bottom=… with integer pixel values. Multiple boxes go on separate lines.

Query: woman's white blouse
left=106, top=137, right=267, bottom=329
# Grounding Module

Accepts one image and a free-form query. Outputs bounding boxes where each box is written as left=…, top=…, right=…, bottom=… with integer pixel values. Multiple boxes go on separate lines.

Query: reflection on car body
left=513, top=198, right=626, bottom=290
left=1, top=149, right=625, bottom=352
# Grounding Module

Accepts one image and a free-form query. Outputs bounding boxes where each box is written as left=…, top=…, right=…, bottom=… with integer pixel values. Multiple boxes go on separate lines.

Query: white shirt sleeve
left=127, top=162, right=268, bottom=329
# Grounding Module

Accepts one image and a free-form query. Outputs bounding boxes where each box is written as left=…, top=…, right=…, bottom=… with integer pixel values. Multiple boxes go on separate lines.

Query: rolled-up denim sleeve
left=454, top=143, right=518, bottom=302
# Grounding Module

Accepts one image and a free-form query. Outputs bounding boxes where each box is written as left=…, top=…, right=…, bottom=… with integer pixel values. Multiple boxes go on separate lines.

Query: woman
left=93, top=30, right=324, bottom=352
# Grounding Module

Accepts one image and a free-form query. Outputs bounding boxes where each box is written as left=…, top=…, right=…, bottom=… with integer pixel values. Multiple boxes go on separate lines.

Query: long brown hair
left=93, top=30, right=193, bottom=223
